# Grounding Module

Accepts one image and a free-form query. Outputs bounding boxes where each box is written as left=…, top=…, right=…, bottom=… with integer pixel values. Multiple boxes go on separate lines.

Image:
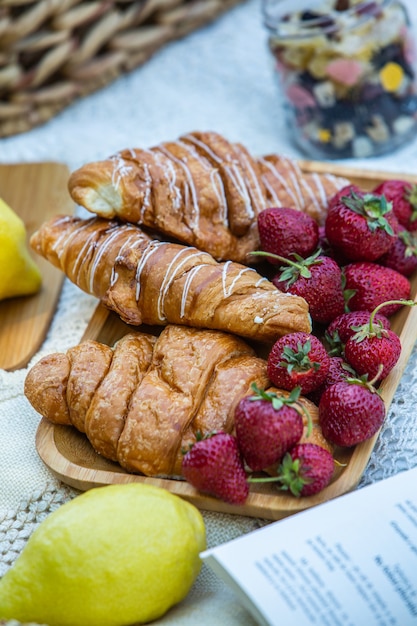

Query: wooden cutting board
left=35, top=161, right=417, bottom=521
left=0, top=162, right=74, bottom=370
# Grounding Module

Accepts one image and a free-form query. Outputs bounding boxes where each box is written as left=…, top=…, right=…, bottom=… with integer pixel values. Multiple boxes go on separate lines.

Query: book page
left=201, top=467, right=417, bottom=626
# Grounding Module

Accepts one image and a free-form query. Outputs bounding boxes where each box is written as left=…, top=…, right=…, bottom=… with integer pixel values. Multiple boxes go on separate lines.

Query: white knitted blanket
left=1, top=1, right=417, bottom=624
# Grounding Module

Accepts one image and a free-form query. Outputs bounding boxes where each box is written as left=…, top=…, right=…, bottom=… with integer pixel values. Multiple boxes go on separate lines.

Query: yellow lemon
left=0, top=197, right=42, bottom=300
left=0, top=483, right=206, bottom=626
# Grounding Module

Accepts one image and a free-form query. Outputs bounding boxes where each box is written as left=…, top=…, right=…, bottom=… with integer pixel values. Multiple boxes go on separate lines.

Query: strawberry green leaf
left=342, top=191, right=395, bottom=235
left=248, top=383, right=301, bottom=410
left=279, top=340, right=321, bottom=373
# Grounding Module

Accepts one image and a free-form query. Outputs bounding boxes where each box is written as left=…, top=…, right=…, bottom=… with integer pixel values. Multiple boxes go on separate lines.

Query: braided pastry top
left=68, top=131, right=348, bottom=262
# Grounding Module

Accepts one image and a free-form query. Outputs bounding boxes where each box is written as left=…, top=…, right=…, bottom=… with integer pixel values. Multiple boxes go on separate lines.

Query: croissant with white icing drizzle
left=68, top=131, right=348, bottom=262
left=25, top=326, right=270, bottom=476
left=30, top=215, right=311, bottom=342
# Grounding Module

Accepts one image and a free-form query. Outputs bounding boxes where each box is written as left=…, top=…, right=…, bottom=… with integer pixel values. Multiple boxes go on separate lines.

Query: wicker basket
left=0, top=0, right=245, bottom=137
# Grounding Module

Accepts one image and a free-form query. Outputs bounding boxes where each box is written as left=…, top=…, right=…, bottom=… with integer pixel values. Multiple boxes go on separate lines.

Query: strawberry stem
left=248, top=475, right=283, bottom=483
left=351, top=299, right=416, bottom=342
left=346, top=363, right=384, bottom=391
left=249, top=250, right=312, bottom=278
left=367, top=364, right=385, bottom=388
left=370, top=299, right=416, bottom=328
left=248, top=453, right=313, bottom=497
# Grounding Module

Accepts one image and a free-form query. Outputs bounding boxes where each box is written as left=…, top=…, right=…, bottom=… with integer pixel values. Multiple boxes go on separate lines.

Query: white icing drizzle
left=257, top=158, right=282, bottom=206
left=210, top=168, right=229, bottom=226
left=288, top=170, right=305, bottom=209
left=110, top=270, right=118, bottom=286
left=183, top=134, right=255, bottom=221
left=300, top=177, right=322, bottom=215
left=157, top=145, right=200, bottom=230
left=178, top=140, right=229, bottom=227
left=311, top=172, right=328, bottom=209
left=221, top=260, right=232, bottom=297
left=140, top=162, right=152, bottom=219
left=142, top=148, right=183, bottom=215
left=87, top=224, right=147, bottom=294
left=226, top=160, right=255, bottom=219
left=285, top=155, right=303, bottom=178
left=260, top=158, right=300, bottom=207
left=134, top=240, right=165, bottom=302
left=153, top=150, right=183, bottom=211
left=110, top=153, right=134, bottom=190
left=87, top=225, right=128, bottom=293
left=57, top=220, right=145, bottom=293
left=157, top=247, right=204, bottom=321
left=239, top=152, right=267, bottom=214
left=180, top=264, right=207, bottom=318
left=165, top=158, right=182, bottom=210
left=52, top=219, right=93, bottom=261
left=182, top=133, right=223, bottom=163
left=325, top=173, right=350, bottom=194
left=255, top=276, right=269, bottom=287
left=221, top=261, right=257, bottom=298
left=73, top=230, right=102, bottom=284
left=110, top=228, right=147, bottom=287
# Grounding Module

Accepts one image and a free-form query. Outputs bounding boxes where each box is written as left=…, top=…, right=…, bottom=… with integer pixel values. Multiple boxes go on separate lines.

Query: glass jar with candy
left=263, top=0, right=417, bottom=159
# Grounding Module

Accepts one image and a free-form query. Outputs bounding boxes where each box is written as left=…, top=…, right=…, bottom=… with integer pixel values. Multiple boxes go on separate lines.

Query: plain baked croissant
left=25, top=326, right=327, bottom=477
left=68, top=130, right=348, bottom=262
left=25, top=326, right=270, bottom=476
left=30, top=215, right=311, bottom=342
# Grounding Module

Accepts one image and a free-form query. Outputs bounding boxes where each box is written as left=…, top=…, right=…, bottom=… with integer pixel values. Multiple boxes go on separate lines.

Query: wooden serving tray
left=0, top=162, right=74, bottom=371
left=35, top=162, right=417, bottom=521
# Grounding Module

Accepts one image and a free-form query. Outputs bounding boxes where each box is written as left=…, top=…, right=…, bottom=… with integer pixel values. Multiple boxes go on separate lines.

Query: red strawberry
left=373, top=180, right=417, bottom=231
left=234, top=386, right=304, bottom=471
left=343, top=299, right=414, bottom=380
left=271, top=250, right=345, bottom=324
left=343, top=262, right=411, bottom=316
left=379, top=226, right=417, bottom=277
left=257, top=207, right=319, bottom=261
left=181, top=432, right=249, bottom=505
left=344, top=326, right=401, bottom=381
left=325, top=310, right=391, bottom=355
left=325, top=189, right=398, bottom=262
left=267, top=332, right=330, bottom=395
left=327, top=310, right=391, bottom=344
left=319, top=379, right=385, bottom=446
left=274, top=443, right=335, bottom=496
left=317, top=224, right=350, bottom=266
left=327, top=184, right=362, bottom=210
left=308, top=356, right=356, bottom=404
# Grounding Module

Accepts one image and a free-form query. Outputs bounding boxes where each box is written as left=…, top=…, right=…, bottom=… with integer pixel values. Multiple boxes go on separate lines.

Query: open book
left=201, top=467, right=417, bottom=626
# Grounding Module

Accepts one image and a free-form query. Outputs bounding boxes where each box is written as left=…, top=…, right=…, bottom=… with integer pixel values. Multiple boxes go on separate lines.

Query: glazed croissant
left=25, top=326, right=270, bottom=476
left=30, top=215, right=311, bottom=342
left=68, top=131, right=348, bottom=262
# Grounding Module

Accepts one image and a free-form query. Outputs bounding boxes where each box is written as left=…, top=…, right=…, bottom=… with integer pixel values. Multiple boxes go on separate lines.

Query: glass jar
left=263, top=0, right=417, bottom=159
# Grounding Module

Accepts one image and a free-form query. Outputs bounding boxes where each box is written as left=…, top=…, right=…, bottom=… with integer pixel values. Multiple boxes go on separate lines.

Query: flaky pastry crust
left=30, top=215, right=311, bottom=343
left=68, top=131, right=348, bottom=262
left=25, top=327, right=270, bottom=477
